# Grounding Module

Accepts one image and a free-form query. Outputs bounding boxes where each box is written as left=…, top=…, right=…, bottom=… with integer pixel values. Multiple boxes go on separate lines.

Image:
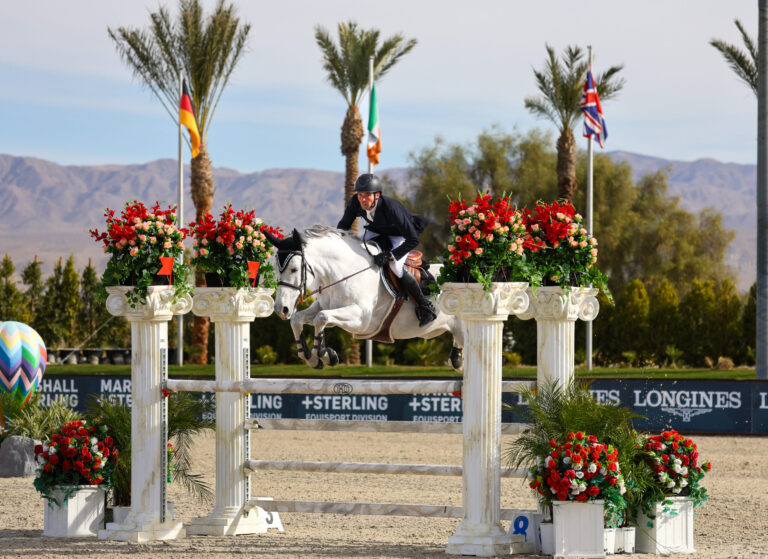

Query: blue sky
left=0, top=1, right=758, bottom=174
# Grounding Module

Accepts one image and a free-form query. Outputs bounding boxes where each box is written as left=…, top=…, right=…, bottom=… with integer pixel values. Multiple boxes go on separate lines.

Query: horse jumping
left=264, top=225, right=464, bottom=370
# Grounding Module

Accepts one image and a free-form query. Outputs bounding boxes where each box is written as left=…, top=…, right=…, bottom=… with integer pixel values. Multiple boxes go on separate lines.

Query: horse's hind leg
left=449, top=317, right=464, bottom=372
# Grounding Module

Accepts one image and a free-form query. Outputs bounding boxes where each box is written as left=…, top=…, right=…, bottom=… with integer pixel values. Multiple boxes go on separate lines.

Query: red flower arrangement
left=437, top=191, right=528, bottom=289
left=189, top=204, right=284, bottom=288
left=528, top=431, right=627, bottom=525
left=89, top=200, right=191, bottom=307
left=521, top=200, right=608, bottom=295
left=33, top=418, right=118, bottom=506
left=641, top=430, right=710, bottom=507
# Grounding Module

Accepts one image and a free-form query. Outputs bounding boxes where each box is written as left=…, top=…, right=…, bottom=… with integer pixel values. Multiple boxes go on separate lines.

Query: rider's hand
left=374, top=252, right=391, bottom=267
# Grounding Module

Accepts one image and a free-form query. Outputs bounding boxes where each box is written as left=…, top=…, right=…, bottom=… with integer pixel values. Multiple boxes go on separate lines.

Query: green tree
left=0, top=255, right=24, bottom=322
left=647, top=278, right=679, bottom=364
left=21, top=256, right=44, bottom=327
left=314, top=21, right=416, bottom=235
left=613, top=280, right=650, bottom=362
left=742, top=283, right=757, bottom=365
left=525, top=45, right=624, bottom=202
left=713, top=279, right=743, bottom=362
left=109, top=0, right=251, bottom=365
left=36, top=258, right=67, bottom=348
left=677, top=280, right=718, bottom=366
left=60, top=256, right=81, bottom=347
left=710, top=19, right=757, bottom=96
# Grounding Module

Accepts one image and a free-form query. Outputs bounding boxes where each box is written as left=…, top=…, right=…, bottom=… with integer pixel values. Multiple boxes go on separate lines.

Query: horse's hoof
left=327, top=348, right=339, bottom=366
left=313, top=360, right=325, bottom=370
left=450, top=347, right=464, bottom=371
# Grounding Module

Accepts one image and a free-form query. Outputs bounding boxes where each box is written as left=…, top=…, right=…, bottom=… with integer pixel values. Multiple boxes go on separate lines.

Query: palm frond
left=710, top=21, right=758, bottom=96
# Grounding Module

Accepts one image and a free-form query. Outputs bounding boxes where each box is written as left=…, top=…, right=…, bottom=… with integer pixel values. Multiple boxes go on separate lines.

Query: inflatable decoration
left=0, top=321, right=47, bottom=405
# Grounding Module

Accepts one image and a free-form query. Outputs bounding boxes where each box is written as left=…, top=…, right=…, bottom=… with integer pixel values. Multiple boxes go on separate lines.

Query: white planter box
left=43, top=486, right=106, bottom=537
left=553, top=500, right=605, bottom=558
left=634, top=496, right=694, bottom=554
left=616, top=527, right=635, bottom=553
left=603, top=528, right=616, bottom=555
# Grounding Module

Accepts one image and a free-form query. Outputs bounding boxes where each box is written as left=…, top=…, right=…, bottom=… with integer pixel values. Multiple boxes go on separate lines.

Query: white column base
left=99, top=518, right=185, bottom=543
left=187, top=505, right=283, bottom=536
left=446, top=525, right=512, bottom=557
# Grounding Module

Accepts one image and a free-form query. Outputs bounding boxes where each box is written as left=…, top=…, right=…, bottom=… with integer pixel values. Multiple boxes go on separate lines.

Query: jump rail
left=165, top=378, right=535, bottom=395
left=245, top=459, right=528, bottom=478
left=246, top=418, right=529, bottom=434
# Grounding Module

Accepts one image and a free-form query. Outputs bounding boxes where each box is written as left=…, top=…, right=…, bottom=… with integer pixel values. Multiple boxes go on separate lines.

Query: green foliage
left=86, top=393, right=215, bottom=506
left=403, top=339, right=445, bottom=366
left=314, top=21, right=417, bottom=108
left=376, top=343, right=396, bottom=366
left=710, top=19, right=757, bottom=96
left=647, top=279, right=679, bottom=363
left=505, top=381, right=651, bottom=526
left=504, top=351, right=522, bottom=367
left=255, top=345, right=278, bottom=365
left=108, top=0, right=251, bottom=140
left=3, top=393, right=83, bottom=441
left=0, top=254, right=25, bottom=322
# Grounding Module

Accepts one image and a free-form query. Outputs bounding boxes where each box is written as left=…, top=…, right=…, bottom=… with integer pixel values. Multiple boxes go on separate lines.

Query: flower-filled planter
left=632, top=430, right=710, bottom=554
left=529, top=431, right=627, bottom=558
left=437, top=191, right=528, bottom=290
left=33, top=418, right=118, bottom=537
left=189, top=204, right=283, bottom=289
left=90, top=200, right=191, bottom=307
left=521, top=200, right=610, bottom=298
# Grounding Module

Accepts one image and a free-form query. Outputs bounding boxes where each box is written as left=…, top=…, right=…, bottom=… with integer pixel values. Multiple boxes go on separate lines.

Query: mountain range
left=0, top=152, right=756, bottom=292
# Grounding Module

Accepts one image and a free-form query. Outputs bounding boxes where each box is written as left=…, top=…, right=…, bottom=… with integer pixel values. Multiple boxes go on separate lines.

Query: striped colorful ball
left=0, top=321, right=47, bottom=404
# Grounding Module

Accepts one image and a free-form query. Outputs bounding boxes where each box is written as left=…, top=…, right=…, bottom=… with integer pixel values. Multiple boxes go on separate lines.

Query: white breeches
left=363, top=230, right=407, bottom=278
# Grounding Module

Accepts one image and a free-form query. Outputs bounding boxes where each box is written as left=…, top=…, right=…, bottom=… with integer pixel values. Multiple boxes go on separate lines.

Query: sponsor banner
left=35, top=376, right=768, bottom=435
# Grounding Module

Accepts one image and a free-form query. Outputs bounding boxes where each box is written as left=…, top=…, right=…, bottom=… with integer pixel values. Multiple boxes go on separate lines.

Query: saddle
left=358, top=242, right=437, bottom=343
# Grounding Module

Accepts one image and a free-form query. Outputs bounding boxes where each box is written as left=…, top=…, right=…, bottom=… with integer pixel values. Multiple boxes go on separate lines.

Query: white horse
left=263, top=225, right=464, bottom=370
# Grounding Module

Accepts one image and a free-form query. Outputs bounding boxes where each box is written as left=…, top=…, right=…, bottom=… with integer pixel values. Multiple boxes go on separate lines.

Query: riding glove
left=373, top=252, right=391, bottom=267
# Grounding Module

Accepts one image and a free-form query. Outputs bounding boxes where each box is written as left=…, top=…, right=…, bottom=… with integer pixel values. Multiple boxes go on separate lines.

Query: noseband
left=276, top=246, right=315, bottom=305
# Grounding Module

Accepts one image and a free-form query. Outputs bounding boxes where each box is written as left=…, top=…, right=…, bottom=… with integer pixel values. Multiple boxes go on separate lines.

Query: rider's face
left=357, top=192, right=379, bottom=211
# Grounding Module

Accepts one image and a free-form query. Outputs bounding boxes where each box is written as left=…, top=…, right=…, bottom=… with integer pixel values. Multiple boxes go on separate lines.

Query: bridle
left=276, top=244, right=375, bottom=307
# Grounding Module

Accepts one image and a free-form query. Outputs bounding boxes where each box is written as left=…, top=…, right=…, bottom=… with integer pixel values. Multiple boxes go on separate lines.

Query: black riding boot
left=399, top=270, right=437, bottom=327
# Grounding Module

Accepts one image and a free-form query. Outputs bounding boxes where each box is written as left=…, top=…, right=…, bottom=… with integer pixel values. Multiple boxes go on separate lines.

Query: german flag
left=179, top=79, right=200, bottom=158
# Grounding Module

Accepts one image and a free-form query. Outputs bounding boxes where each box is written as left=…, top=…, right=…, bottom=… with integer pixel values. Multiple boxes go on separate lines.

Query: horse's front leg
left=289, top=302, right=322, bottom=367
left=311, top=304, right=367, bottom=368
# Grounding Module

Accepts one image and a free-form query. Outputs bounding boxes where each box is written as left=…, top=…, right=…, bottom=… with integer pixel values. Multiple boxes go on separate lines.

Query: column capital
left=192, top=287, right=274, bottom=322
left=106, top=287, right=192, bottom=321
left=437, top=282, right=529, bottom=321
left=517, top=286, right=599, bottom=322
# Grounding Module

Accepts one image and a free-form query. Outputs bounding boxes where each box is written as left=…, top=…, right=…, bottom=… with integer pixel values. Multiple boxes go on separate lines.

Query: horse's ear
left=263, top=229, right=284, bottom=249
left=292, top=228, right=304, bottom=247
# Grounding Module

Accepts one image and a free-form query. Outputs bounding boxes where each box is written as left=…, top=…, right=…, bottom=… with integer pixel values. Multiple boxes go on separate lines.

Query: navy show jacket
left=337, top=195, right=428, bottom=260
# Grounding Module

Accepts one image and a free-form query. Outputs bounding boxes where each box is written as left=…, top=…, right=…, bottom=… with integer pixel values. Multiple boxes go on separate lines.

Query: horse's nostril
left=282, top=307, right=289, bottom=315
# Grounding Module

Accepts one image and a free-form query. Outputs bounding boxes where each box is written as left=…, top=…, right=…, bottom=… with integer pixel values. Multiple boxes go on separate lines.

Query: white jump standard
left=98, top=286, right=192, bottom=543
left=185, top=287, right=282, bottom=536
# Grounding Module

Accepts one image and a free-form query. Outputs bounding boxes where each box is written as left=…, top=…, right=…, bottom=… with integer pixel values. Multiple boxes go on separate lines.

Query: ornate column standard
left=517, top=286, right=600, bottom=388
left=99, top=286, right=192, bottom=543
left=187, top=287, right=278, bottom=536
left=438, top=282, right=530, bottom=557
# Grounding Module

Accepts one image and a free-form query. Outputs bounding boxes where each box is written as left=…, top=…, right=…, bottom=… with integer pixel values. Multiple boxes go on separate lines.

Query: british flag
left=580, top=67, right=607, bottom=148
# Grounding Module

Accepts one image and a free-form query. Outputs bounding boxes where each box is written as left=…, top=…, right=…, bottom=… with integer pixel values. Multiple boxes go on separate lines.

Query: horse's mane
left=302, top=224, right=371, bottom=258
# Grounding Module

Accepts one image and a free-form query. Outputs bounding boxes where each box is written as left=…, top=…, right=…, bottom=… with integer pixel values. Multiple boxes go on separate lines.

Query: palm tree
left=108, top=0, right=250, bottom=364
left=710, top=19, right=758, bottom=96
left=525, top=45, right=624, bottom=202
left=314, top=21, right=417, bottom=235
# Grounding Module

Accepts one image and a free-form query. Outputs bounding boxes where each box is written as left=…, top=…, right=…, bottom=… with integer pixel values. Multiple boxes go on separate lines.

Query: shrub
left=3, top=394, right=83, bottom=442
left=255, top=345, right=278, bottom=365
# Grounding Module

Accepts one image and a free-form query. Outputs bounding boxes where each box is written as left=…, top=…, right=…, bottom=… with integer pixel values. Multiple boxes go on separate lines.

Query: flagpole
left=177, top=70, right=184, bottom=367
left=366, top=55, right=374, bottom=369
left=586, top=46, right=594, bottom=371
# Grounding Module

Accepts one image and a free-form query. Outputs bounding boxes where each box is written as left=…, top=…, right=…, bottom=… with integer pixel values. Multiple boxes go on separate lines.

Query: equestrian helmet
left=353, top=173, right=382, bottom=193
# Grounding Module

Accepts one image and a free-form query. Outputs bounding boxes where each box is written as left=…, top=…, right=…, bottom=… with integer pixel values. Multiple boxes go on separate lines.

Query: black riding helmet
left=353, top=173, right=382, bottom=193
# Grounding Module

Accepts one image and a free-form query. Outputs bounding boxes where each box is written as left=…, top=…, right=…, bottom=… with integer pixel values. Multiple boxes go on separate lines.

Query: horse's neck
left=305, top=238, right=367, bottom=284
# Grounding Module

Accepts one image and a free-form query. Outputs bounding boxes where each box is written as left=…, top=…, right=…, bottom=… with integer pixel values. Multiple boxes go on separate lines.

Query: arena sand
left=0, top=431, right=764, bottom=558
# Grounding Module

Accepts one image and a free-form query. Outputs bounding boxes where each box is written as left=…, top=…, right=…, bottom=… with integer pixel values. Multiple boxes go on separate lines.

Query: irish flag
left=366, top=84, right=381, bottom=166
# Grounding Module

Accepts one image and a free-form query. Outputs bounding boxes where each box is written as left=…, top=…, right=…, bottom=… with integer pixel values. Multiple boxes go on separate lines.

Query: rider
left=337, top=173, right=437, bottom=326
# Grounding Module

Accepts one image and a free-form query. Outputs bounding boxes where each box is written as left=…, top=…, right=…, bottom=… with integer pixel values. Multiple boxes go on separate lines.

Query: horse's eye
left=290, top=267, right=297, bottom=274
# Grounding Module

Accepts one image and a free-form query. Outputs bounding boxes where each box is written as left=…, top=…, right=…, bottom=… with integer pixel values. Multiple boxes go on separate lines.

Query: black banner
left=37, top=376, right=768, bottom=435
